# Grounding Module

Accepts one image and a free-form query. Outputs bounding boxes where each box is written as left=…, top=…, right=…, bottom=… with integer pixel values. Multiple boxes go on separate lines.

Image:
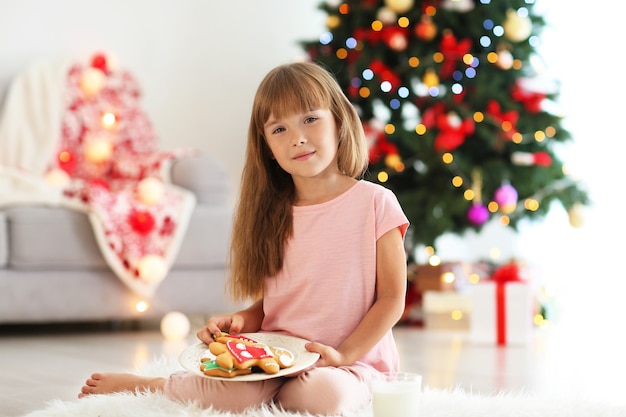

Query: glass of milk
left=371, top=372, right=422, bottom=417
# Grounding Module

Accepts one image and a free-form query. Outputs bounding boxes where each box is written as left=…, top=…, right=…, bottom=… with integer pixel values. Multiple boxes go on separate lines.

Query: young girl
left=79, top=61, right=409, bottom=416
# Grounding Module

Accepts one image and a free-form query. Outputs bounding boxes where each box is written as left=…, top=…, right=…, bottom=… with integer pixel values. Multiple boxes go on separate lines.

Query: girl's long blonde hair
left=227, top=61, right=369, bottom=302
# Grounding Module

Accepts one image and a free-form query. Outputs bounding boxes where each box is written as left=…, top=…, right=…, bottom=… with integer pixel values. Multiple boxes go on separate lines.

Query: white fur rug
left=21, top=358, right=625, bottom=417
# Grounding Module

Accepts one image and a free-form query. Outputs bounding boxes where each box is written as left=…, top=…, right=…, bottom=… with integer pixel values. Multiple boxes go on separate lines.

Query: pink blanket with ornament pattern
left=0, top=53, right=196, bottom=299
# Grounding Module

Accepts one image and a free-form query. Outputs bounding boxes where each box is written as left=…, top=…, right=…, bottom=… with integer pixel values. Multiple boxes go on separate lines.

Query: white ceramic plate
left=179, top=333, right=320, bottom=381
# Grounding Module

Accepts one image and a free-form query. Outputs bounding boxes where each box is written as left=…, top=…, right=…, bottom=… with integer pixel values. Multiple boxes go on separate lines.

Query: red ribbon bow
left=438, top=31, right=472, bottom=78
left=491, top=263, right=522, bottom=345
left=485, top=100, right=519, bottom=140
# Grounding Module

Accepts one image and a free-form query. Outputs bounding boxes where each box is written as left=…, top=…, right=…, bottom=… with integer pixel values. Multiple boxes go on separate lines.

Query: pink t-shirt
left=260, top=180, right=409, bottom=372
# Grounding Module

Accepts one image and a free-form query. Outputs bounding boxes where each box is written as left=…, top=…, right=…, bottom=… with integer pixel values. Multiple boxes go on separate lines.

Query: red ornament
left=369, top=59, right=402, bottom=91
left=128, top=210, right=156, bottom=235
left=421, top=102, right=445, bottom=127
left=364, top=120, right=398, bottom=163
left=381, top=27, right=409, bottom=51
left=90, top=53, right=108, bottom=73
left=421, top=103, right=474, bottom=152
left=511, top=151, right=552, bottom=167
left=89, top=178, right=110, bottom=191
left=511, top=83, right=545, bottom=113
left=434, top=112, right=475, bottom=152
left=159, top=216, right=176, bottom=236
left=533, top=151, right=552, bottom=166
left=57, top=149, right=76, bottom=174
left=415, top=15, right=437, bottom=41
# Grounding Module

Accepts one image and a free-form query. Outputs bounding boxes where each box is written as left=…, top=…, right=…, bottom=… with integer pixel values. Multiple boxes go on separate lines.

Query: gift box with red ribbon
left=469, top=263, right=533, bottom=345
left=423, top=290, right=472, bottom=331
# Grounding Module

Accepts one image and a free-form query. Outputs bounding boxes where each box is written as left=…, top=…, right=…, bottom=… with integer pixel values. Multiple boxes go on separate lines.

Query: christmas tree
left=302, top=0, right=589, bottom=255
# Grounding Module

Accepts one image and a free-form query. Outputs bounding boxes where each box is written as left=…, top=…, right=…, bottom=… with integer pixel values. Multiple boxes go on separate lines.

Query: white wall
left=0, top=0, right=325, bottom=200
left=2, top=1, right=622, bottom=295
left=432, top=1, right=625, bottom=328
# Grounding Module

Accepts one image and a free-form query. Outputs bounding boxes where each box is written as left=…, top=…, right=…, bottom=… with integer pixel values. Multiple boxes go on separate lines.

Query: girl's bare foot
left=78, top=372, right=166, bottom=398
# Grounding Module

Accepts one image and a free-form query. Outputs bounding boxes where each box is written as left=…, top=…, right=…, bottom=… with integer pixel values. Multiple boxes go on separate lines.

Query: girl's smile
left=293, top=150, right=316, bottom=161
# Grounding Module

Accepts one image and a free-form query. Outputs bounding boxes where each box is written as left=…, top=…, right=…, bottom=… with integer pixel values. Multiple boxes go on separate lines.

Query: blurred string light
left=319, top=32, right=333, bottom=45
left=309, top=0, right=584, bottom=235
left=315, top=3, right=537, bottom=107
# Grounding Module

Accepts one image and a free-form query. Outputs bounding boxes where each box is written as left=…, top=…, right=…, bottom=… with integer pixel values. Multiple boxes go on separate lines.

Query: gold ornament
left=377, top=7, right=397, bottom=24
left=500, top=202, right=517, bottom=214
left=568, top=203, right=585, bottom=228
left=422, top=69, right=439, bottom=88
left=326, top=15, right=340, bottom=29
left=385, top=154, right=402, bottom=169
left=495, top=48, right=514, bottom=70
left=384, top=0, right=414, bottom=14
left=503, top=9, right=532, bottom=42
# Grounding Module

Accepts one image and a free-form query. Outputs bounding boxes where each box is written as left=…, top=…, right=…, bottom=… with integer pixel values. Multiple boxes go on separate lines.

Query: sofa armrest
left=170, top=154, right=232, bottom=205
left=0, top=211, right=7, bottom=267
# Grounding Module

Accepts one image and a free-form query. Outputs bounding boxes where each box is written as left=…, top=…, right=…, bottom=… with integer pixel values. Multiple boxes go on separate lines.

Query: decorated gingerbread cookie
left=199, top=333, right=295, bottom=378
left=200, top=358, right=252, bottom=378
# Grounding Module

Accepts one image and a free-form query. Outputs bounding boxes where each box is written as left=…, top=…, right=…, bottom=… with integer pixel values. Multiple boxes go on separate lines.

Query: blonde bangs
left=253, top=65, right=333, bottom=132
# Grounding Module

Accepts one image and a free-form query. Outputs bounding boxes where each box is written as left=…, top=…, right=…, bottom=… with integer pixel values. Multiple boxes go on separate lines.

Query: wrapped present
left=409, top=263, right=459, bottom=292
left=469, top=263, right=533, bottom=345
left=423, top=290, right=472, bottom=331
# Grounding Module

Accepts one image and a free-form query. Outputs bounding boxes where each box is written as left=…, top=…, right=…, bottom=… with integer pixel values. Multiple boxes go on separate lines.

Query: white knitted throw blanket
left=0, top=55, right=196, bottom=299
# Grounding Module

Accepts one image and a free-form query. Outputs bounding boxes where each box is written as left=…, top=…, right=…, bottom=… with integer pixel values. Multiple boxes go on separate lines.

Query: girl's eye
left=272, top=127, right=285, bottom=134
left=304, top=117, right=318, bottom=124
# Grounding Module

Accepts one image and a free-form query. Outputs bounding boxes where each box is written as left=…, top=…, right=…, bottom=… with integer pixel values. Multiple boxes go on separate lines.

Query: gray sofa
left=0, top=154, right=242, bottom=325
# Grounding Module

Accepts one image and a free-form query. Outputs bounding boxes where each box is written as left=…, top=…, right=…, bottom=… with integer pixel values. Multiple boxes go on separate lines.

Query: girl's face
left=263, top=108, right=341, bottom=181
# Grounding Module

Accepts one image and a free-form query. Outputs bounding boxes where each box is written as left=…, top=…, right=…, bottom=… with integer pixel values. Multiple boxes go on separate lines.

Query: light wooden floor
left=1, top=302, right=625, bottom=417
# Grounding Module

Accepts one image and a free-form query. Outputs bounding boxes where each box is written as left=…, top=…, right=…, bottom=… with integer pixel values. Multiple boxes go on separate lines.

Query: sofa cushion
left=171, top=154, right=232, bottom=205
left=4, top=205, right=231, bottom=270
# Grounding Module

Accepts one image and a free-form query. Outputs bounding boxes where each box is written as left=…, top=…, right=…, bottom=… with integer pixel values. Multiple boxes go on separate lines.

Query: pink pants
left=164, top=365, right=374, bottom=415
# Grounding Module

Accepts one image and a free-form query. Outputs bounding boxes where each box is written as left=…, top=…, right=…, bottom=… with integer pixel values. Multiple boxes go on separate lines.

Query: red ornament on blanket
left=57, top=149, right=76, bottom=173
left=89, top=178, right=110, bottom=191
left=90, top=53, right=109, bottom=73
left=49, top=52, right=197, bottom=297
left=159, top=216, right=176, bottom=236
left=128, top=209, right=156, bottom=235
